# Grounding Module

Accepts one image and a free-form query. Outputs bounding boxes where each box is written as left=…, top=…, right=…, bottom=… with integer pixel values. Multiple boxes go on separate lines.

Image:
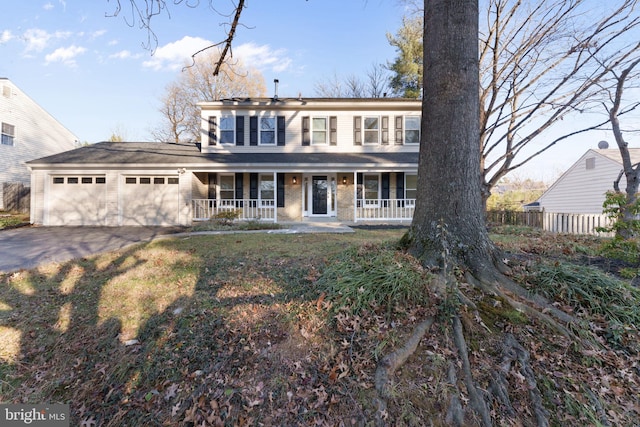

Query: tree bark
left=405, top=0, right=495, bottom=276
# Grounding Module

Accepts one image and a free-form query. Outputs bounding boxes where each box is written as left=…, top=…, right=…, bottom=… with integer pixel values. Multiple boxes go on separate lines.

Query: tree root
left=373, top=317, right=434, bottom=425
left=452, top=315, right=492, bottom=426
left=496, top=333, right=550, bottom=427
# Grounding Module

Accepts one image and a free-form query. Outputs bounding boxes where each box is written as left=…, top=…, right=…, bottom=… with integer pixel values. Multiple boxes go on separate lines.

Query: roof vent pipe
left=273, top=79, right=279, bottom=100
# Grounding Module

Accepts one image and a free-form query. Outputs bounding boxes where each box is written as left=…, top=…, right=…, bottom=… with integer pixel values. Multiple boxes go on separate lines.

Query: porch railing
left=355, top=199, right=416, bottom=222
left=192, top=199, right=275, bottom=221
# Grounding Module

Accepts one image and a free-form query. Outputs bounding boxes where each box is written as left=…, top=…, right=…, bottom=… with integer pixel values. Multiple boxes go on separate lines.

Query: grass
left=0, top=211, right=30, bottom=230
left=1, top=226, right=640, bottom=425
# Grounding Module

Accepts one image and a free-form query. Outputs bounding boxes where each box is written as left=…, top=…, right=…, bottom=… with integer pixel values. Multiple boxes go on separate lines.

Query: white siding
left=538, top=150, right=624, bottom=213
left=0, top=79, right=78, bottom=209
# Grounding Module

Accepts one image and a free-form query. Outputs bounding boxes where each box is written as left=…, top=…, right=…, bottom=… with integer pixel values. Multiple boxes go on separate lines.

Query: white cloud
left=45, top=45, right=86, bottom=67
left=43, top=2, right=54, bottom=11
left=142, top=36, right=214, bottom=71
left=109, top=50, right=140, bottom=60
left=234, top=42, right=292, bottom=73
left=0, top=30, right=13, bottom=44
left=22, top=28, right=71, bottom=53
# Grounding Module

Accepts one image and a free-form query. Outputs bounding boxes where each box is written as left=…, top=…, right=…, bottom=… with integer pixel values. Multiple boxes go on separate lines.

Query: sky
left=0, top=0, right=631, bottom=184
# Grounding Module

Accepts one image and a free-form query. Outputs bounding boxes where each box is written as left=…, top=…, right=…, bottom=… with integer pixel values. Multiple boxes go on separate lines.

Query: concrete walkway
left=0, top=222, right=353, bottom=274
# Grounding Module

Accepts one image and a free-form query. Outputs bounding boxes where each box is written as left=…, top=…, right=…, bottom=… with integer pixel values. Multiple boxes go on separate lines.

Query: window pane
left=364, top=175, right=379, bottom=200
left=96, top=177, right=106, bottom=184
left=220, top=116, right=234, bottom=144
left=220, top=175, right=234, bottom=199
left=312, top=118, right=327, bottom=144
left=167, top=177, right=179, bottom=184
left=312, top=118, right=326, bottom=130
left=220, top=116, right=234, bottom=130
left=53, top=177, right=64, bottom=184
left=67, top=177, right=78, bottom=184
left=140, top=177, right=151, bottom=184
left=126, top=177, right=136, bottom=184
left=220, top=131, right=234, bottom=144
left=154, top=177, right=165, bottom=184
left=260, top=175, right=274, bottom=200
left=364, top=117, right=379, bottom=130
left=81, top=177, right=93, bottom=184
left=405, top=130, right=420, bottom=144
left=406, top=174, right=417, bottom=199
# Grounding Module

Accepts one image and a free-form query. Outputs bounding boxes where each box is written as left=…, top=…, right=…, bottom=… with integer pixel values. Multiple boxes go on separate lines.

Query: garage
left=120, top=176, right=181, bottom=226
left=48, top=175, right=107, bottom=226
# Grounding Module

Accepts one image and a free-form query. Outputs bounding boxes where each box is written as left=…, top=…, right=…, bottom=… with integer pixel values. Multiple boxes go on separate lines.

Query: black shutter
left=249, top=116, right=258, bottom=146
left=329, top=116, right=337, bottom=145
left=381, top=172, right=390, bottom=200
left=396, top=172, right=405, bottom=207
left=381, top=116, right=389, bottom=145
left=249, top=173, right=258, bottom=199
left=277, top=116, right=285, bottom=146
left=354, top=116, right=362, bottom=145
left=208, top=116, right=217, bottom=145
left=208, top=173, right=217, bottom=199
left=356, top=173, right=363, bottom=207
left=302, top=116, right=310, bottom=146
left=235, top=173, right=243, bottom=207
left=395, top=116, right=403, bottom=145
left=236, top=116, right=244, bottom=146
left=277, top=173, right=285, bottom=208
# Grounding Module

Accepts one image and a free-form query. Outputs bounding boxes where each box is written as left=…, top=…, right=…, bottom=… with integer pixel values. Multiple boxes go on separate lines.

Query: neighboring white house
left=537, top=147, right=640, bottom=214
left=0, top=78, right=78, bottom=210
left=28, top=98, right=421, bottom=226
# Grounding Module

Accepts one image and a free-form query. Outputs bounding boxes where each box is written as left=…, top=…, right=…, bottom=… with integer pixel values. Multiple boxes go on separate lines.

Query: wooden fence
left=487, top=210, right=613, bottom=236
left=487, top=210, right=543, bottom=227
left=2, top=182, right=30, bottom=213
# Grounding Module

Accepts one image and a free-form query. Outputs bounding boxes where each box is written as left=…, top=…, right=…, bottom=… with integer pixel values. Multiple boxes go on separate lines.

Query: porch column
left=273, top=171, right=278, bottom=223
left=353, top=170, right=358, bottom=223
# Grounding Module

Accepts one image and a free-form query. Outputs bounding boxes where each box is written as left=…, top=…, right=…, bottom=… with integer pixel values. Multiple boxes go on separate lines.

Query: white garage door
left=121, top=176, right=180, bottom=226
left=48, top=176, right=107, bottom=226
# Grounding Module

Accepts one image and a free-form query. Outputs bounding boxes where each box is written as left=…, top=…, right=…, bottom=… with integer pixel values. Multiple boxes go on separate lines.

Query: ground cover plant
left=1, top=226, right=639, bottom=426
left=0, top=211, right=30, bottom=230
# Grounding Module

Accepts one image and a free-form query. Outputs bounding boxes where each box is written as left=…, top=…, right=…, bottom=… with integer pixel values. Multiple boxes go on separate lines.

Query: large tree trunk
left=404, top=0, right=496, bottom=277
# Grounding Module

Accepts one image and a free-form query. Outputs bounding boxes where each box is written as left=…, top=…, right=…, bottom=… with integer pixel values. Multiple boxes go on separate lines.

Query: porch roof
left=27, top=141, right=419, bottom=171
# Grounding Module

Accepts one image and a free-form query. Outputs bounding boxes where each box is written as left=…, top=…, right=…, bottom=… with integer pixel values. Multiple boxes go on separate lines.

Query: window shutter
left=381, top=173, right=390, bottom=200
left=381, top=116, right=389, bottom=145
left=329, top=116, right=337, bottom=146
left=277, top=116, right=286, bottom=146
left=236, top=116, right=244, bottom=146
left=395, top=116, right=403, bottom=145
left=396, top=172, right=405, bottom=207
left=302, top=116, right=310, bottom=146
left=277, top=173, right=285, bottom=208
left=249, top=116, right=258, bottom=146
left=354, top=116, right=362, bottom=145
left=249, top=173, right=258, bottom=200
left=235, top=173, right=244, bottom=204
left=208, top=173, right=217, bottom=199
left=208, top=116, right=217, bottom=145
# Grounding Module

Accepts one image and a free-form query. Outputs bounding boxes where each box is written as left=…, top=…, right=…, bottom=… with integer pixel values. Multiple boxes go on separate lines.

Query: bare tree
left=106, top=0, right=246, bottom=76
left=314, top=64, right=392, bottom=98
left=605, top=57, right=640, bottom=237
left=479, top=0, right=640, bottom=206
left=151, top=49, right=267, bottom=142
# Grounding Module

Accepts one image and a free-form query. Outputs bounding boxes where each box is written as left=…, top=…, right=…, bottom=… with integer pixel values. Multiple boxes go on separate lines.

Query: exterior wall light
left=292, top=176, right=297, bottom=185
left=342, top=176, right=348, bottom=185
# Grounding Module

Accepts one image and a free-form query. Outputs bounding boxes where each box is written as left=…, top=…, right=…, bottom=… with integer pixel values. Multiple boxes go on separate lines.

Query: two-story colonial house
left=27, top=98, right=421, bottom=226
left=0, top=78, right=78, bottom=210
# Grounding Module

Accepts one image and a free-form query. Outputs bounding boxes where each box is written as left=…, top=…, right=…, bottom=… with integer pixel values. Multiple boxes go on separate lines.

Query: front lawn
left=1, top=226, right=639, bottom=426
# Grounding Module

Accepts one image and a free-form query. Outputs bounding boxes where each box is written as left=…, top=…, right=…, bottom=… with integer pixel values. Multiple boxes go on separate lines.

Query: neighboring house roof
left=536, top=148, right=640, bottom=214
left=27, top=141, right=419, bottom=171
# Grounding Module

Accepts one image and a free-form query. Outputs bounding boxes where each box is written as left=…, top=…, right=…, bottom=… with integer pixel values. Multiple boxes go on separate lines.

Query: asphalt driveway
left=0, top=226, right=185, bottom=273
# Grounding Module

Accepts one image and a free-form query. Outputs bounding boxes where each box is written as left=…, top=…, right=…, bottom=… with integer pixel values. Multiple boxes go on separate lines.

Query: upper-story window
left=220, top=116, right=235, bottom=144
left=1, top=123, right=15, bottom=146
left=404, top=117, right=420, bottom=144
left=312, top=117, right=327, bottom=145
left=260, top=117, right=276, bottom=145
left=364, top=117, right=380, bottom=144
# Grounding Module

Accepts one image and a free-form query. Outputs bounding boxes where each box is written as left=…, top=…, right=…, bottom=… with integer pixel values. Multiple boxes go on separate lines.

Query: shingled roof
left=27, top=141, right=418, bottom=170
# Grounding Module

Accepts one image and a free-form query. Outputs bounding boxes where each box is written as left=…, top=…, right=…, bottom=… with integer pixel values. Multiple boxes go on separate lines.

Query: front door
left=312, top=176, right=328, bottom=215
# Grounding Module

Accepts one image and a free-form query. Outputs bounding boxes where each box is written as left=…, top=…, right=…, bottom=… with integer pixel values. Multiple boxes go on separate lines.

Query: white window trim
left=219, top=114, right=235, bottom=145
left=259, top=174, right=275, bottom=207
left=1, top=122, right=15, bottom=146
left=363, top=116, right=380, bottom=145
left=218, top=174, right=236, bottom=201
left=311, top=116, right=328, bottom=145
left=259, top=115, right=277, bottom=146
left=404, top=116, right=421, bottom=144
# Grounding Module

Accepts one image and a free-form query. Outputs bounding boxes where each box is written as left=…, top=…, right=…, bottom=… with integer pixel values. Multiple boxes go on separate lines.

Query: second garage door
left=121, top=176, right=180, bottom=226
